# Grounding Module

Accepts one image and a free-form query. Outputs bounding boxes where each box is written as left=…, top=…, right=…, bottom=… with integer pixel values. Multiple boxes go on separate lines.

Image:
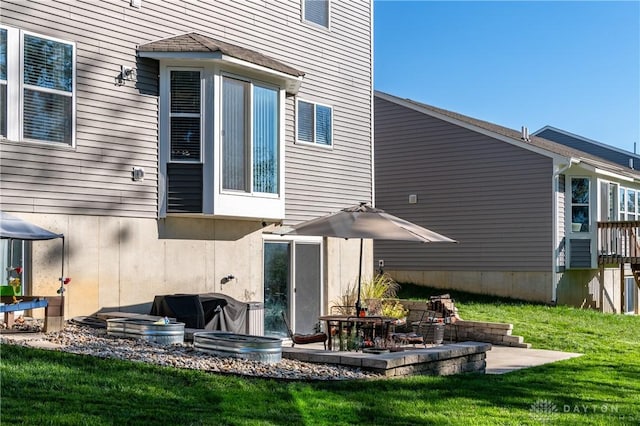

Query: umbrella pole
left=61, top=237, right=66, bottom=317
left=355, top=238, right=363, bottom=316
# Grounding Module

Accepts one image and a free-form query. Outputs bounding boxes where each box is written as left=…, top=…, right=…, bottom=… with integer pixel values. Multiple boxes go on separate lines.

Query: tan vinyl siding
left=0, top=0, right=372, bottom=221
left=374, top=96, right=553, bottom=272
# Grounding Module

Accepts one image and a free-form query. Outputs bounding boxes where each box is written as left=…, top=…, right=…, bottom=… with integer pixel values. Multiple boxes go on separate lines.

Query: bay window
left=159, top=68, right=284, bottom=218
left=141, top=32, right=300, bottom=220
left=0, top=26, right=75, bottom=145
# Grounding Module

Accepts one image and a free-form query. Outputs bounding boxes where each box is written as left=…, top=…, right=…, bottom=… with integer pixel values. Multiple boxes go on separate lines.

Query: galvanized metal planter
left=106, top=318, right=185, bottom=345
left=193, top=331, right=282, bottom=364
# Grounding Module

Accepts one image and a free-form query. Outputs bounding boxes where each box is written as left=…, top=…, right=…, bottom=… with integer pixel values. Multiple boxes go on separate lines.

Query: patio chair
left=389, top=309, right=431, bottom=347
left=281, top=312, right=327, bottom=350
left=411, top=309, right=445, bottom=345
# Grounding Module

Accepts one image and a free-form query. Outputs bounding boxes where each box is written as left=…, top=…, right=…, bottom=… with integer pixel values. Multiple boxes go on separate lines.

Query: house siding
left=374, top=96, right=554, bottom=272
left=0, top=0, right=372, bottom=222
left=0, top=1, right=372, bottom=319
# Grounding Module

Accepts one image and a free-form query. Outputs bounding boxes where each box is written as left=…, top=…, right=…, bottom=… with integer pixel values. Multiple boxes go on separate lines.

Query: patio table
left=318, top=314, right=396, bottom=351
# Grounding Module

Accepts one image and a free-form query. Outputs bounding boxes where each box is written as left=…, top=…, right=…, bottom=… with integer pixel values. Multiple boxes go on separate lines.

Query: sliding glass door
left=263, top=240, right=322, bottom=337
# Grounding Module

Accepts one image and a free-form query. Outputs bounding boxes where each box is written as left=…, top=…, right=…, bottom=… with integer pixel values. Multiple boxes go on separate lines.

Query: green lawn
left=1, top=285, right=639, bottom=425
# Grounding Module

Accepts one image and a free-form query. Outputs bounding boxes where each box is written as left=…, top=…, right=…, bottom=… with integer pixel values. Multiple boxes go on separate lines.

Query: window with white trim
left=222, top=76, right=279, bottom=194
left=303, top=0, right=329, bottom=28
left=619, top=187, right=639, bottom=220
left=0, top=26, right=75, bottom=145
left=571, top=177, right=590, bottom=232
left=160, top=67, right=283, bottom=217
left=297, top=99, right=332, bottom=146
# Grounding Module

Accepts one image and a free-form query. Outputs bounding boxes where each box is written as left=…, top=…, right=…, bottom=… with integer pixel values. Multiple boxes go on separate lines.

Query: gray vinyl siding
left=374, top=96, right=554, bottom=272
left=0, top=0, right=372, bottom=222
left=284, top=0, right=373, bottom=224
left=536, top=128, right=640, bottom=170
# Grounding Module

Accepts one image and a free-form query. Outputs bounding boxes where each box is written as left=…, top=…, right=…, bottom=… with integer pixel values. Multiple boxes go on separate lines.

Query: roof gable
left=375, top=91, right=640, bottom=181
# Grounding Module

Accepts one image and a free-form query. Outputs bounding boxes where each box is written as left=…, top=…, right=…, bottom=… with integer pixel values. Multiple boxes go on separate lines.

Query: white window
left=571, top=177, right=590, bottom=232
left=0, top=26, right=75, bottom=146
left=303, top=0, right=330, bottom=28
left=222, top=76, right=279, bottom=194
left=619, top=187, right=639, bottom=220
left=297, top=99, right=332, bottom=147
left=159, top=67, right=284, bottom=218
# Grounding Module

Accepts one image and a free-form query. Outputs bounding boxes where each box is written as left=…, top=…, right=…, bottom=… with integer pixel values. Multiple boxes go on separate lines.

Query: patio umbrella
left=280, top=203, right=457, bottom=314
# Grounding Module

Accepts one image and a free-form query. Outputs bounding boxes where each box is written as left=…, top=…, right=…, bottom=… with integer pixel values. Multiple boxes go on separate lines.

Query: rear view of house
left=374, top=91, right=640, bottom=314
left=0, top=1, right=374, bottom=335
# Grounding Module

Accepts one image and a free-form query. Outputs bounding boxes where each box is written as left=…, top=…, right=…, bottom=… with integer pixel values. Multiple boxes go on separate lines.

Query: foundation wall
left=22, top=213, right=367, bottom=319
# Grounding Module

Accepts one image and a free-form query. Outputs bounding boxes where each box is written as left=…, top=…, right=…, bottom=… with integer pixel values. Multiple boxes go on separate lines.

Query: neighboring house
left=0, top=0, right=374, bottom=336
left=533, top=125, right=640, bottom=170
left=374, top=91, right=640, bottom=314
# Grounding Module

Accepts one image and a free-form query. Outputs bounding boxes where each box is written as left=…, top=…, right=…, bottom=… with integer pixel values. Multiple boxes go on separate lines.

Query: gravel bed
left=1, top=321, right=383, bottom=381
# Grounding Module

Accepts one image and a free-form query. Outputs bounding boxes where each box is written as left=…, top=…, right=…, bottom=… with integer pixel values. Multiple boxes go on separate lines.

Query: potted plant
left=381, top=299, right=408, bottom=323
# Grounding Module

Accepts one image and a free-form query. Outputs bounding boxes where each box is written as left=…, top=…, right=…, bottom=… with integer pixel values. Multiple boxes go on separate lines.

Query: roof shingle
left=138, top=32, right=305, bottom=77
left=376, top=91, right=640, bottom=180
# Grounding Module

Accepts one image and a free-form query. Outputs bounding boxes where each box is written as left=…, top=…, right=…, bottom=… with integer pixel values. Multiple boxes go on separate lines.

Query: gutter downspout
left=552, top=158, right=580, bottom=304
left=369, top=0, right=375, bottom=208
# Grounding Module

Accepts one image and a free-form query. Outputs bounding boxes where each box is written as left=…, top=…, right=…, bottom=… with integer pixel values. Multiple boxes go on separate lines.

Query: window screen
left=297, top=99, right=332, bottom=146
left=297, top=100, right=314, bottom=142
left=304, top=0, right=329, bottom=28
left=170, top=70, right=201, bottom=162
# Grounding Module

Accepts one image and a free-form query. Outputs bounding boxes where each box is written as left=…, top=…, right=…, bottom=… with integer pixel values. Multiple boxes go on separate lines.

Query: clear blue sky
left=374, top=1, right=640, bottom=153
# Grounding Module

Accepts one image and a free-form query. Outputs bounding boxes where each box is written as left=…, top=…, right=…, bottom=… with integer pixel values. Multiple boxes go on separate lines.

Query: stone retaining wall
left=282, top=342, right=490, bottom=377
left=455, top=320, right=530, bottom=348
left=398, top=299, right=531, bottom=348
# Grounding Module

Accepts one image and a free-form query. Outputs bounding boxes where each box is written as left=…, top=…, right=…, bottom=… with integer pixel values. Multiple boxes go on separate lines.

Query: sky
left=374, top=1, right=640, bottom=153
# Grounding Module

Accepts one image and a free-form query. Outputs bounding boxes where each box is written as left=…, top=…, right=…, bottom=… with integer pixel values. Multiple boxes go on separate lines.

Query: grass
left=2, top=285, right=639, bottom=425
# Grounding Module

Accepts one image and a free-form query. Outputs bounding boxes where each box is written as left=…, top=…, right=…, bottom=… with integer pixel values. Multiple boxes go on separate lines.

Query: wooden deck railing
left=597, top=221, right=640, bottom=264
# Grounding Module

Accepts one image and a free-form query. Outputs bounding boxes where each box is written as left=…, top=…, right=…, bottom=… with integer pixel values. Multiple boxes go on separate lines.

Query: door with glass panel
left=263, top=240, right=322, bottom=337
left=1, top=240, right=26, bottom=297
left=625, top=277, right=638, bottom=314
